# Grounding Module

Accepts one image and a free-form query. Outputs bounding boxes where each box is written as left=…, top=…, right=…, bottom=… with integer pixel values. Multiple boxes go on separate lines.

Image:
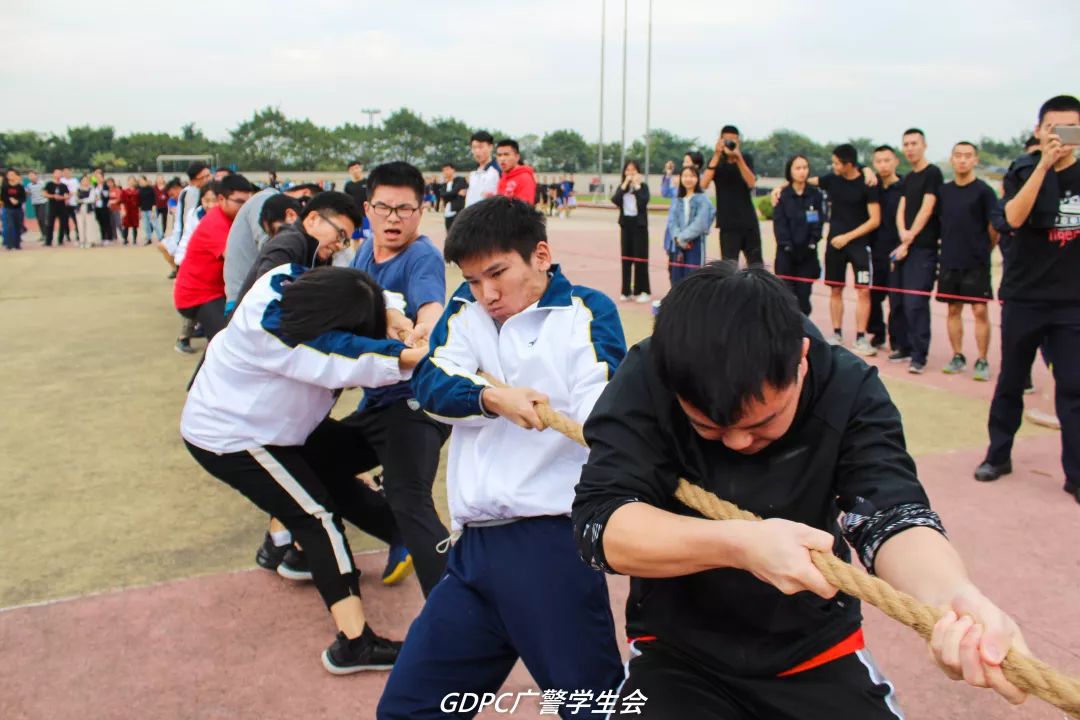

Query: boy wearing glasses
left=174, top=174, right=255, bottom=341
left=346, top=161, right=453, bottom=597
left=235, top=191, right=360, bottom=304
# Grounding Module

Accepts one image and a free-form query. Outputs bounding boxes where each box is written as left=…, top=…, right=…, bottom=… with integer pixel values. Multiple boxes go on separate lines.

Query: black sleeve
left=637, top=183, right=651, bottom=205
left=926, top=165, right=944, bottom=197
left=817, top=174, right=833, bottom=193
left=572, top=344, right=680, bottom=574
left=743, top=152, right=756, bottom=174
left=865, top=183, right=880, bottom=204
left=253, top=239, right=301, bottom=282
left=611, top=186, right=625, bottom=208
left=833, top=365, right=946, bottom=573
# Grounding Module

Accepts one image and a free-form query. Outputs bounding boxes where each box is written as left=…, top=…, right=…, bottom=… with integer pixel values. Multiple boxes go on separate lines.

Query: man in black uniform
left=975, top=94, right=1080, bottom=505
left=702, top=125, right=761, bottom=266
left=573, top=263, right=1031, bottom=718
left=343, top=160, right=367, bottom=220
left=868, top=145, right=905, bottom=352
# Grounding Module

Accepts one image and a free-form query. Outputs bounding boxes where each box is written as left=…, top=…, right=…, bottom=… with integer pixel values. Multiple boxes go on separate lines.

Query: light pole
left=361, top=108, right=381, bottom=129
left=597, top=0, right=606, bottom=199
left=644, top=0, right=653, bottom=182
left=619, top=0, right=628, bottom=172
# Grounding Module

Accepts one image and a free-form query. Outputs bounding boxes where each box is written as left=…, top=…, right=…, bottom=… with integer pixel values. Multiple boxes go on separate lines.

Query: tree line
left=0, top=106, right=1029, bottom=177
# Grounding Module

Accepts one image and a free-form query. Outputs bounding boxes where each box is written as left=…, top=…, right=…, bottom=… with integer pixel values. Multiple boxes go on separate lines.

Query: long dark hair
left=677, top=166, right=703, bottom=198
left=280, top=267, right=388, bottom=342
left=684, top=151, right=705, bottom=171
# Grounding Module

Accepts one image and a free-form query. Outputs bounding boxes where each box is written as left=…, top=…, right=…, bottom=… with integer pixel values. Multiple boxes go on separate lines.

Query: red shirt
left=497, top=164, right=537, bottom=205
left=174, top=206, right=233, bottom=310
left=120, top=187, right=140, bottom=228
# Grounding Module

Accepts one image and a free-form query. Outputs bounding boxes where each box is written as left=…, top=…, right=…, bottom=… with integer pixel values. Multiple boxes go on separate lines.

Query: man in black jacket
left=438, top=162, right=468, bottom=232
left=572, top=263, right=1030, bottom=718
left=236, top=191, right=359, bottom=303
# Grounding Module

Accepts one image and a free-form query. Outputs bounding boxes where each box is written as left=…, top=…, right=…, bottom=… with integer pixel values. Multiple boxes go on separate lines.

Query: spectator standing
left=612, top=160, right=652, bottom=303
left=120, top=176, right=141, bottom=245
left=44, top=169, right=71, bottom=246
left=660, top=160, right=677, bottom=199
left=465, top=131, right=500, bottom=207
left=438, top=162, right=467, bottom=232
left=107, top=178, right=124, bottom=244
left=773, top=155, right=824, bottom=315
left=701, top=126, right=761, bottom=266
left=2, top=169, right=27, bottom=250
left=27, top=170, right=47, bottom=239
left=892, top=129, right=944, bottom=374
left=868, top=146, right=905, bottom=354
left=664, top=166, right=715, bottom=287
left=495, top=139, right=537, bottom=205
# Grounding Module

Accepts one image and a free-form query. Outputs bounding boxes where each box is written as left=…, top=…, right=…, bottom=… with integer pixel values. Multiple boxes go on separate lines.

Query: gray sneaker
left=943, top=353, right=966, bottom=374
left=973, top=358, right=990, bottom=382
left=909, top=361, right=926, bottom=375
left=827, top=333, right=843, bottom=346
left=852, top=337, right=877, bottom=357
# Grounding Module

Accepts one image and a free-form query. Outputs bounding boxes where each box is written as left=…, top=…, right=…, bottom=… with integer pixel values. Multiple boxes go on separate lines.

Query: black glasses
left=370, top=202, right=419, bottom=219
left=319, top=213, right=350, bottom=245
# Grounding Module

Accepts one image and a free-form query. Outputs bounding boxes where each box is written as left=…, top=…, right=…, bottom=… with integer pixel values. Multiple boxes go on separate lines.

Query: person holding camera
left=773, top=155, right=824, bottom=315
left=701, top=125, right=761, bottom=266
left=612, top=160, right=652, bottom=302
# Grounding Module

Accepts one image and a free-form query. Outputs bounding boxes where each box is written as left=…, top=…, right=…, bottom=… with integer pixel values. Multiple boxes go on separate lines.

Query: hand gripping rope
left=478, top=373, right=1080, bottom=717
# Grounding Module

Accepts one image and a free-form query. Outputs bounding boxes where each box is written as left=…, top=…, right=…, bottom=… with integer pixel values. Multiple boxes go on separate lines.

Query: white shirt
left=622, top=191, right=638, bottom=217
left=181, top=263, right=410, bottom=454
left=62, top=178, right=79, bottom=207
left=465, top=162, right=501, bottom=207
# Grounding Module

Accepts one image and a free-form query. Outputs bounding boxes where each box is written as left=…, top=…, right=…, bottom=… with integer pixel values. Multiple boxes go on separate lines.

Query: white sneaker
left=635, top=293, right=652, bottom=304
left=827, top=333, right=843, bottom=346
left=619, top=294, right=631, bottom=302
left=852, top=337, right=877, bottom=357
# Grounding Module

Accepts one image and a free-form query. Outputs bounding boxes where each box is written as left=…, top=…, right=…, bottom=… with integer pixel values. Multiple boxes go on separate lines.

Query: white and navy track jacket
left=181, top=263, right=410, bottom=454
left=411, top=265, right=627, bottom=530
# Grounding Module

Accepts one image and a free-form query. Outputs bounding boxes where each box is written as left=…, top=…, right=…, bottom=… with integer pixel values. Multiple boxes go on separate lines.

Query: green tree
left=379, top=108, right=431, bottom=166
left=89, top=151, right=128, bottom=170
left=228, top=107, right=295, bottom=170
left=4, top=151, right=39, bottom=171
left=538, top=129, right=591, bottom=172
left=425, top=117, right=475, bottom=169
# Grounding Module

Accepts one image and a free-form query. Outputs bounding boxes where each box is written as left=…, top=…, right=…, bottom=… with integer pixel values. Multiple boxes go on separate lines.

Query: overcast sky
left=6, top=0, right=1078, bottom=156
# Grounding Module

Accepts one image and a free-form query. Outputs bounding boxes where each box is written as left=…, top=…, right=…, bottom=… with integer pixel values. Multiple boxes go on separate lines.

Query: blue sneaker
left=382, top=544, right=413, bottom=586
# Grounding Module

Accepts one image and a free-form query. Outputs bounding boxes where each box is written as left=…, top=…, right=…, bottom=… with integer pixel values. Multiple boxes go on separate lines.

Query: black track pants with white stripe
left=185, top=418, right=399, bottom=608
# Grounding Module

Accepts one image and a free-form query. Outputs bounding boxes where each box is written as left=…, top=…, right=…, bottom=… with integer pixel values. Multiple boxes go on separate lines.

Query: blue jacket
left=664, top=192, right=715, bottom=254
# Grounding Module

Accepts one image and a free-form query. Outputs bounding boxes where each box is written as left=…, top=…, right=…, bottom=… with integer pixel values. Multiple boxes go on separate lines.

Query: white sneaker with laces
left=635, top=293, right=652, bottom=303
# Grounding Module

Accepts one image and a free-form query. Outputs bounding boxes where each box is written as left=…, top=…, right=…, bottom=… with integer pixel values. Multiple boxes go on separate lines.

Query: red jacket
left=497, top=164, right=536, bottom=205
left=120, top=187, right=141, bottom=228
left=174, top=206, right=233, bottom=310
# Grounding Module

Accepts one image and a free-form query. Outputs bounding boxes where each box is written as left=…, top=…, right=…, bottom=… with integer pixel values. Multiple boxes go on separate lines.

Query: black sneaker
left=167, top=269, right=178, bottom=279
left=175, top=339, right=196, bottom=354
left=277, top=546, right=312, bottom=581
left=255, top=532, right=291, bottom=571
left=908, top=361, right=926, bottom=375
left=974, top=460, right=1012, bottom=482
left=322, top=625, right=400, bottom=675
left=888, top=349, right=911, bottom=363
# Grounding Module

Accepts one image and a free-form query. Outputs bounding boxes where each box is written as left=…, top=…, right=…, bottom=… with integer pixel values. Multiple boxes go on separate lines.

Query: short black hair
left=953, top=141, right=979, bottom=153
left=280, top=267, right=387, bottom=343
left=186, top=161, right=209, bottom=180
left=165, top=177, right=183, bottom=191
left=442, top=161, right=456, bottom=170
left=1023, top=136, right=1039, bottom=150
left=470, top=131, right=495, bottom=145
left=260, top=193, right=302, bottom=229
left=903, top=128, right=926, bottom=139
left=832, top=143, right=858, bottom=166
left=444, top=196, right=546, bottom=266
left=347, top=160, right=363, bottom=169
left=677, top=166, right=703, bottom=197
left=366, top=161, right=425, bottom=204
left=218, top=174, right=255, bottom=197
left=684, top=151, right=705, bottom=170
left=300, top=190, right=363, bottom=228
left=783, top=154, right=809, bottom=183
left=1038, top=94, right=1080, bottom=123
left=721, top=125, right=740, bottom=136
left=652, top=262, right=804, bottom=427
left=496, top=139, right=520, bottom=153
left=200, top=182, right=220, bottom=200
left=873, top=144, right=897, bottom=156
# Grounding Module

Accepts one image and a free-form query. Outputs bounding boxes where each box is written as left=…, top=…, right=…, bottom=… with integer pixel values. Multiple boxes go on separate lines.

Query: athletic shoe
left=974, top=460, right=1012, bottom=482
left=619, top=294, right=631, bottom=302
left=167, top=269, right=178, bottom=279
left=321, top=625, right=400, bottom=675
left=635, top=293, right=652, bottom=304
left=852, top=337, right=877, bottom=357
left=888, top=349, right=911, bottom=363
left=175, top=339, right=196, bottom=354
left=827, top=333, right=843, bottom=346
left=870, top=335, right=887, bottom=349
left=255, top=532, right=291, bottom=571
left=942, top=353, right=966, bottom=375
left=973, top=359, right=990, bottom=382
left=908, top=361, right=926, bottom=375
left=1065, top=481, right=1079, bottom=505
left=277, top=547, right=313, bottom=581
left=382, top=544, right=414, bottom=586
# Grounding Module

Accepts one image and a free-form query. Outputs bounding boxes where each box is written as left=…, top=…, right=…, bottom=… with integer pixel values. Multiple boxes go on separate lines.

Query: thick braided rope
left=519, top=394, right=1080, bottom=717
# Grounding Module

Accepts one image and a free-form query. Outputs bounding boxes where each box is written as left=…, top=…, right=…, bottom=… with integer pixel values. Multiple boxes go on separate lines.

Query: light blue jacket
left=664, top=192, right=716, bottom=253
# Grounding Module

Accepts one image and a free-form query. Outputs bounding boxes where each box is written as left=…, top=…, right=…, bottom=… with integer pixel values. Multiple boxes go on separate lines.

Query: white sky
left=6, top=0, right=1077, bottom=155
